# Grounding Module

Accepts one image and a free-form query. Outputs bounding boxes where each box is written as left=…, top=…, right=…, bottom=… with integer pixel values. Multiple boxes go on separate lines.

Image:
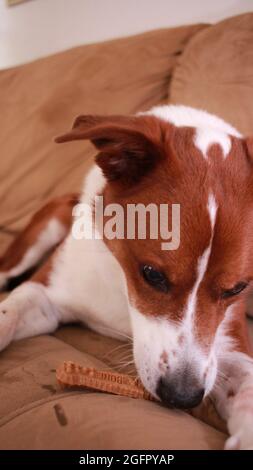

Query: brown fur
left=2, top=113, right=253, bottom=359
left=57, top=114, right=253, bottom=355
left=0, top=194, right=78, bottom=284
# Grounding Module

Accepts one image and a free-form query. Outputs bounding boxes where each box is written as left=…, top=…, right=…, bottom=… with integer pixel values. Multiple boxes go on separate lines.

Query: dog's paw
left=0, top=297, right=19, bottom=351
left=225, top=434, right=253, bottom=450
left=225, top=405, right=253, bottom=450
left=224, top=435, right=241, bottom=450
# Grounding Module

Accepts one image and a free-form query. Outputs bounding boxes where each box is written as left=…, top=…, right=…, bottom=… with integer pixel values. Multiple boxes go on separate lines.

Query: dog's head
left=57, top=107, right=253, bottom=408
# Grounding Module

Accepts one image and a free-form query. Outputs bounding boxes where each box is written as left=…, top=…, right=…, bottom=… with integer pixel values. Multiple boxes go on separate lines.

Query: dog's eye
left=142, top=265, right=169, bottom=293
left=221, top=282, right=248, bottom=299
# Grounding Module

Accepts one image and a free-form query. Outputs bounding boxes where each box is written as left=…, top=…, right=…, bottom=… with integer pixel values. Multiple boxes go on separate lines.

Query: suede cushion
left=170, top=13, right=253, bottom=135
left=0, top=329, right=226, bottom=450
left=0, top=24, right=205, bottom=239
left=0, top=23, right=230, bottom=450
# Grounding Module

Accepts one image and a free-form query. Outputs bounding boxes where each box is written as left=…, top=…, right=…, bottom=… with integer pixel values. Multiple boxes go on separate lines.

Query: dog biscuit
left=56, top=361, right=155, bottom=401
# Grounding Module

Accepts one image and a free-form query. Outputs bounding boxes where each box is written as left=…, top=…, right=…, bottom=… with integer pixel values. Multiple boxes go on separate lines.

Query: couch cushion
left=0, top=23, right=228, bottom=450
left=170, top=13, right=253, bottom=135
left=0, top=393, right=226, bottom=450
left=0, top=230, right=14, bottom=256
left=0, top=24, right=205, bottom=242
left=0, top=330, right=226, bottom=450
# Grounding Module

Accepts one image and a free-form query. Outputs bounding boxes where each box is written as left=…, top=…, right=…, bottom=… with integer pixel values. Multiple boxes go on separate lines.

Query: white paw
left=0, top=297, right=19, bottom=351
left=225, top=434, right=253, bottom=450
left=225, top=435, right=241, bottom=450
left=226, top=405, right=253, bottom=450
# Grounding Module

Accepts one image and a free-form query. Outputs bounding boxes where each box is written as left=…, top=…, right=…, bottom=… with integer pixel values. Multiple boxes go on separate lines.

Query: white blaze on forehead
left=184, top=194, right=218, bottom=327
left=129, top=193, right=217, bottom=396
left=142, top=104, right=242, bottom=160
left=184, top=246, right=212, bottom=326
left=143, top=105, right=241, bottom=138
left=126, top=177, right=220, bottom=396
left=194, top=128, right=232, bottom=159
left=207, top=193, right=218, bottom=230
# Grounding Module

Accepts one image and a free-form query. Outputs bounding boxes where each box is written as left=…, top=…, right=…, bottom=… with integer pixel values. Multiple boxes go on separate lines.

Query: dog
left=0, top=105, right=253, bottom=449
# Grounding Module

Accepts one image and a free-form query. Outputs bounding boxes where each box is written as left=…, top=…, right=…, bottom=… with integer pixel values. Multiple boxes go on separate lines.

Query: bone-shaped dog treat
left=56, top=362, right=226, bottom=434
left=56, top=361, right=156, bottom=401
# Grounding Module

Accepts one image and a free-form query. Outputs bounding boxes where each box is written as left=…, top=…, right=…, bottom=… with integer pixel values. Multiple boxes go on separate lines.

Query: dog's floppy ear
left=55, top=115, right=164, bottom=184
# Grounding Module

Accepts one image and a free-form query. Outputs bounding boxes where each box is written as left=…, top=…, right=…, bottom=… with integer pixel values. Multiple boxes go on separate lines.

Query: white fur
left=47, top=166, right=131, bottom=338
left=0, top=105, right=252, bottom=449
left=212, top=341, right=253, bottom=449
left=213, top=304, right=237, bottom=360
left=0, top=282, right=59, bottom=350
left=0, top=218, right=66, bottom=290
left=129, top=246, right=217, bottom=398
left=143, top=105, right=242, bottom=159
left=129, top=306, right=213, bottom=398
left=11, top=218, right=66, bottom=277
left=129, top=195, right=218, bottom=398
left=195, top=127, right=232, bottom=159
left=207, top=193, right=218, bottom=230
left=184, top=248, right=211, bottom=329
left=184, top=194, right=217, bottom=331
left=226, top=372, right=253, bottom=450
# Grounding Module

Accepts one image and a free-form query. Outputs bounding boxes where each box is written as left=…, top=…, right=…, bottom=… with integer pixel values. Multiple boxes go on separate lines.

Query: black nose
left=156, top=376, right=204, bottom=409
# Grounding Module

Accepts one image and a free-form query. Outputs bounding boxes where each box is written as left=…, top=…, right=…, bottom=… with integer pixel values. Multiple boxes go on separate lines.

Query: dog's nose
left=156, top=376, right=204, bottom=409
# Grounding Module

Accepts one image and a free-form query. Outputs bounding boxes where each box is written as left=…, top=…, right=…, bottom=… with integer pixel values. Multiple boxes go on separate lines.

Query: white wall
left=0, top=0, right=252, bottom=69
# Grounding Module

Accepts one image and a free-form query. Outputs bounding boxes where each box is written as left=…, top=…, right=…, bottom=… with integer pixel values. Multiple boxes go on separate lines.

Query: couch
left=0, top=13, right=253, bottom=449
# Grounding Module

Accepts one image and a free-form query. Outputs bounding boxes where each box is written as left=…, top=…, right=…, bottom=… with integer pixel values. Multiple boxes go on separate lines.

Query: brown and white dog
left=1, top=105, right=253, bottom=449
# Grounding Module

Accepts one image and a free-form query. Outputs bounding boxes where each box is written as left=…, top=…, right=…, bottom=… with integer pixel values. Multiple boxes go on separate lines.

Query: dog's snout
left=156, top=375, right=204, bottom=409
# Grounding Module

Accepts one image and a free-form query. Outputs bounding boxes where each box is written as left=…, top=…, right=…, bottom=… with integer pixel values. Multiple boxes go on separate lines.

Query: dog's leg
left=212, top=309, right=253, bottom=450
left=0, top=280, right=74, bottom=352
left=0, top=194, right=78, bottom=291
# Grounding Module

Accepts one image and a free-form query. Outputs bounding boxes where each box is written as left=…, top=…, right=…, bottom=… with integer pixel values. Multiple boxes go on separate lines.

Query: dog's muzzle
left=156, top=368, right=205, bottom=409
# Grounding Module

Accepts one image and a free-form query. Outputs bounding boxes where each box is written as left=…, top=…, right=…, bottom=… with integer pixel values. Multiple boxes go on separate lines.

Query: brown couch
left=0, top=13, right=253, bottom=450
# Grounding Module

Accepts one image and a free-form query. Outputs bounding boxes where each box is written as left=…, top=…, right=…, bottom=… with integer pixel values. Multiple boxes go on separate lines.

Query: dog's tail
left=0, top=193, right=79, bottom=291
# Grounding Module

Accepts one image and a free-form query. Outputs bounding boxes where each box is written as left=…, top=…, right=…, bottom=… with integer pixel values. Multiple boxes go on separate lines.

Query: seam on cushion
left=0, top=391, right=226, bottom=438
left=1, top=346, right=66, bottom=374
left=0, top=335, right=88, bottom=375
left=0, top=225, right=19, bottom=236
left=0, top=355, right=226, bottom=435
left=0, top=390, right=86, bottom=428
left=1, top=346, right=108, bottom=378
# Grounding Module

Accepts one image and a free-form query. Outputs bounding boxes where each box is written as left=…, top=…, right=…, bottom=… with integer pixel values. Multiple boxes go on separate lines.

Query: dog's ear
left=55, top=115, right=165, bottom=184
